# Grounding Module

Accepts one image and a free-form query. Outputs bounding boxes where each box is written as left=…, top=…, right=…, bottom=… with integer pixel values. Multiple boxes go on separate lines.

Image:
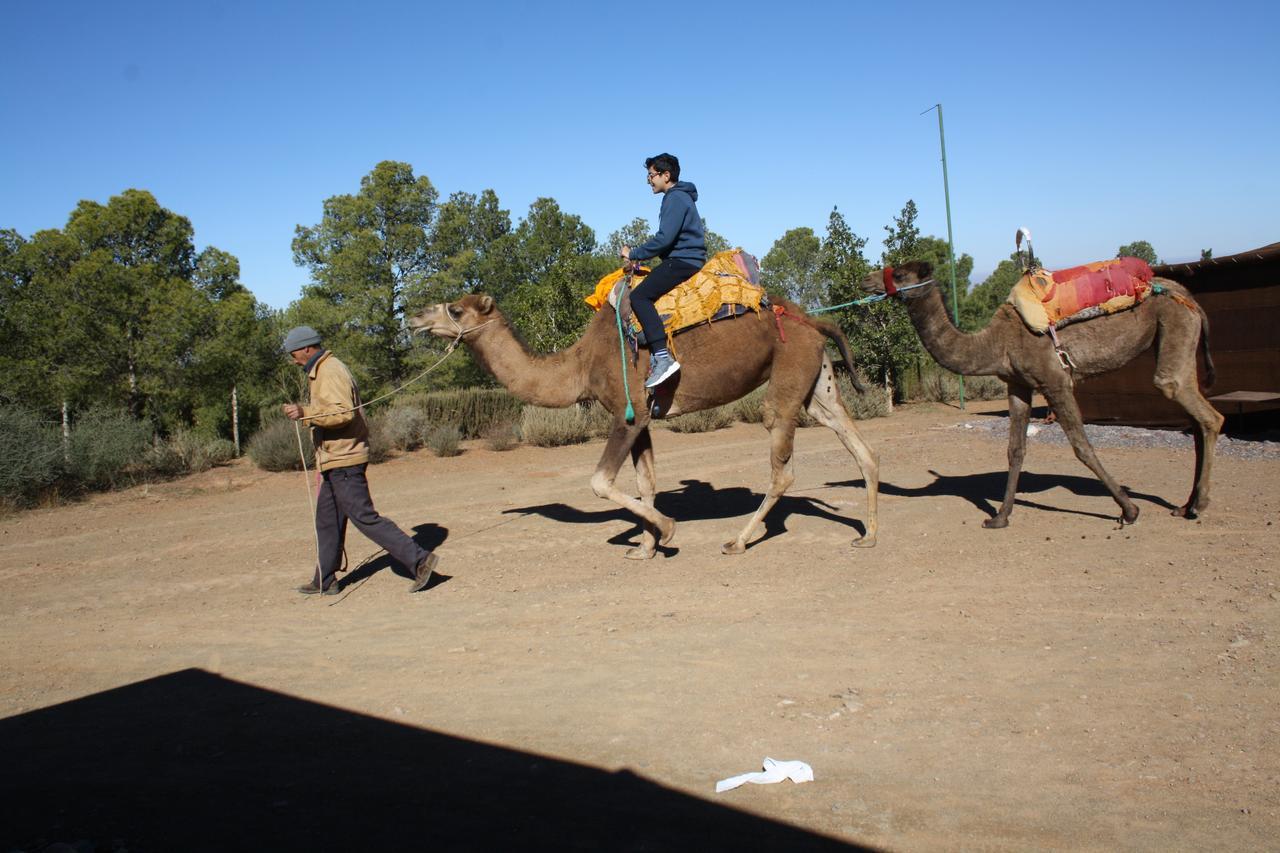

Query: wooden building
left=1075, top=243, right=1280, bottom=427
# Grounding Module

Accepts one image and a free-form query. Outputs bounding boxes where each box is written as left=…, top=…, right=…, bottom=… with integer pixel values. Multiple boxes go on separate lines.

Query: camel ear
left=477, top=295, right=494, bottom=314
left=906, top=261, right=933, bottom=280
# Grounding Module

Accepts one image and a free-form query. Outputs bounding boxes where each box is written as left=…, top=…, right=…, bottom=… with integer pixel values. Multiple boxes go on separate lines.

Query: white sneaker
left=645, top=352, right=681, bottom=388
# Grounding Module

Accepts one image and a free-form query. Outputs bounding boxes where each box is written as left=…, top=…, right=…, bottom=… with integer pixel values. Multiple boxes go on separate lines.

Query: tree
left=961, top=254, right=1025, bottom=332
left=292, top=160, right=439, bottom=392
left=761, top=227, right=826, bottom=308
left=497, top=197, right=610, bottom=353
left=829, top=201, right=926, bottom=400
left=1201, top=248, right=1213, bottom=261
left=599, top=218, right=651, bottom=261
left=1117, top=240, right=1160, bottom=266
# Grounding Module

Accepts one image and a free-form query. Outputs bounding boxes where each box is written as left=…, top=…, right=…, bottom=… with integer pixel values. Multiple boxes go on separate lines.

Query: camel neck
left=466, top=319, right=591, bottom=407
left=904, top=285, right=1005, bottom=376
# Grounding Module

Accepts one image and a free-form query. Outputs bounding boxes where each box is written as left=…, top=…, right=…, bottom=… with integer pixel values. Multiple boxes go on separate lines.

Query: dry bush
left=481, top=421, right=520, bottom=451
left=663, top=405, right=737, bottom=433
left=66, top=407, right=154, bottom=489
left=399, top=388, right=523, bottom=438
left=377, top=405, right=431, bottom=452
left=145, top=431, right=236, bottom=476
left=248, top=418, right=313, bottom=471
left=0, top=405, right=64, bottom=503
left=425, top=423, right=462, bottom=457
left=521, top=405, right=597, bottom=447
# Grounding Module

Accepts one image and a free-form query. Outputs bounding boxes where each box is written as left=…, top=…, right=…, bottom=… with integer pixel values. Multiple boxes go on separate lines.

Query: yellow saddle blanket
left=585, top=249, right=766, bottom=351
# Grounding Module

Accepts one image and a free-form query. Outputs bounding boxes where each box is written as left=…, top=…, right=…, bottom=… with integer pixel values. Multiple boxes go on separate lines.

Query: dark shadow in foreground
left=1, top=669, right=872, bottom=852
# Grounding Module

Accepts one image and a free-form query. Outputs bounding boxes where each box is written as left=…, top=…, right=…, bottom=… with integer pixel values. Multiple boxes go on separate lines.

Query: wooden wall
left=1075, top=244, right=1280, bottom=426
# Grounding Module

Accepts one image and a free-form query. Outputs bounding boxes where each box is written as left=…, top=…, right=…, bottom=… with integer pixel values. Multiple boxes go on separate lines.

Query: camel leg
left=804, top=357, right=879, bottom=547
left=985, top=382, right=1032, bottom=529
left=590, top=421, right=676, bottom=554
left=1154, top=364, right=1224, bottom=518
left=1042, top=386, right=1140, bottom=525
left=722, top=416, right=798, bottom=555
left=625, top=427, right=661, bottom=560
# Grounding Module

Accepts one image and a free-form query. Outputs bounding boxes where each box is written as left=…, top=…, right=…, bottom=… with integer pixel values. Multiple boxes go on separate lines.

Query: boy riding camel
left=620, top=153, right=706, bottom=387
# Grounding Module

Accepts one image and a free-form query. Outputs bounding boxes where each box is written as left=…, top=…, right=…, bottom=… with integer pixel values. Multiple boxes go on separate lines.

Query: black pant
left=630, top=259, right=701, bottom=348
left=313, top=464, right=426, bottom=586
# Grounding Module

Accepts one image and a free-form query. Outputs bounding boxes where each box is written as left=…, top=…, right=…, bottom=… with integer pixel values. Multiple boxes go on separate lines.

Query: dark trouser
left=313, top=463, right=426, bottom=586
left=631, top=258, right=701, bottom=348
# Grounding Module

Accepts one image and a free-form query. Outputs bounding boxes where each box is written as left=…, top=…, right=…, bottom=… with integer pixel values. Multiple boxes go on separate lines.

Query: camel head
left=861, top=261, right=934, bottom=298
left=407, top=293, right=501, bottom=341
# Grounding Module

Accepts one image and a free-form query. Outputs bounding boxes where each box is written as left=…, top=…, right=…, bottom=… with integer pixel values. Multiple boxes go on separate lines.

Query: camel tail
left=813, top=317, right=869, bottom=395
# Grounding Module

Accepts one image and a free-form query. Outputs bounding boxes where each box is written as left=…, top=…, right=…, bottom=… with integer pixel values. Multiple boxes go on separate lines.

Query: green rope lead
left=615, top=286, right=636, bottom=424
left=809, top=293, right=887, bottom=314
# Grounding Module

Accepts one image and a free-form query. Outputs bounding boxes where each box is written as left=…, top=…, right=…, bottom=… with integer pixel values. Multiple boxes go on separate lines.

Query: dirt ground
left=2, top=399, right=1277, bottom=851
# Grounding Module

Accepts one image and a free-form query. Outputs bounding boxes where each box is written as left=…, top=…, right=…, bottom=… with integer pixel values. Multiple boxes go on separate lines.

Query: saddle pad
left=1008, top=256, right=1154, bottom=333
left=585, top=249, right=767, bottom=352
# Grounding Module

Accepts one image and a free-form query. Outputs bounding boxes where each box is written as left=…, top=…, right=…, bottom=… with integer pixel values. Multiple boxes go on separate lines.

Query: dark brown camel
left=862, top=261, right=1223, bottom=527
left=408, top=293, right=879, bottom=557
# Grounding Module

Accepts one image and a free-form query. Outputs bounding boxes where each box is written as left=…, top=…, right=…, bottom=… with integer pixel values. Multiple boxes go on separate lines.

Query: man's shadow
left=503, top=478, right=866, bottom=553
left=342, top=522, right=451, bottom=590
left=839, top=470, right=1176, bottom=522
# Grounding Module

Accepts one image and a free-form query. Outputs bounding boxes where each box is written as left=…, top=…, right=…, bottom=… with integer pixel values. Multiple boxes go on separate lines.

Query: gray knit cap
left=281, top=325, right=322, bottom=353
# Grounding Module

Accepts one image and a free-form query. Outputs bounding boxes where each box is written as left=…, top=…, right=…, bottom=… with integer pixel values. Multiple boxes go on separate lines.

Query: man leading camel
left=620, top=152, right=706, bottom=388
left=281, top=325, right=440, bottom=595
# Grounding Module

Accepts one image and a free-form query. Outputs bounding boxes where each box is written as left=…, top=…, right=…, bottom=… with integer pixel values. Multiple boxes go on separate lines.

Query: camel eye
left=448, top=305, right=462, bottom=320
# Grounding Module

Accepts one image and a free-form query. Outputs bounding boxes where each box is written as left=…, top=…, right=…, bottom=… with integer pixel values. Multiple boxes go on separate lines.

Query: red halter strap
left=882, top=266, right=898, bottom=296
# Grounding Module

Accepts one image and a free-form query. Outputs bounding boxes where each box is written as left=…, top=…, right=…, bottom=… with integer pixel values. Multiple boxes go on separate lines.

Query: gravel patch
left=960, top=418, right=1280, bottom=461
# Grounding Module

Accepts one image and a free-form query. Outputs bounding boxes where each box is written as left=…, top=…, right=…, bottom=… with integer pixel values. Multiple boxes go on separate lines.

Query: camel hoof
left=1171, top=505, right=1198, bottom=519
left=851, top=535, right=876, bottom=549
left=1120, top=505, right=1140, bottom=526
left=624, top=547, right=656, bottom=560
left=659, top=518, right=677, bottom=546
left=721, top=540, right=746, bottom=556
left=983, top=516, right=1009, bottom=530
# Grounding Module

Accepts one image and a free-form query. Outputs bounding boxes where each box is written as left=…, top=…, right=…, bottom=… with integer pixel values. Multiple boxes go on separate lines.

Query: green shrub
left=425, top=423, right=462, bottom=457
left=664, top=405, right=737, bottom=433
left=917, top=369, right=1007, bottom=403
left=66, top=407, right=154, bottom=490
left=521, top=405, right=597, bottom=447
left=0, top=405, right=64, bottom=503
left=482, top=421, right=520, bottom=451
left=248, top=418, right=313, bottom=472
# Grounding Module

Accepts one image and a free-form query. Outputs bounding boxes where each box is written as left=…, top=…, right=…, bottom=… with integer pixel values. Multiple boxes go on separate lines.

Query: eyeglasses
left=647, top=172, right=665, bottom=180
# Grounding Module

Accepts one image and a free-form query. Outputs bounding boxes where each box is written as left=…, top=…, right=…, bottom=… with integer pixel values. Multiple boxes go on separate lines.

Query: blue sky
left=4, top=1, right=1277, bottom=310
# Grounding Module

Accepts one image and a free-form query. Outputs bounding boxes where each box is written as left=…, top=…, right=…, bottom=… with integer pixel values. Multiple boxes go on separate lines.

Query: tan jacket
left=301, top=351, right=370, bottom=472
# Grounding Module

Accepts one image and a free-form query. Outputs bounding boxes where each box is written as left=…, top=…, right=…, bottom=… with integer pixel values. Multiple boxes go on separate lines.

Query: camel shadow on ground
left=828, top=470, right=1177, bottom=523
left=0, top=669, right=870, bottom=852
left=341, top=522, right=452, bottom=591
left=504, top=478, right=867, bottom=554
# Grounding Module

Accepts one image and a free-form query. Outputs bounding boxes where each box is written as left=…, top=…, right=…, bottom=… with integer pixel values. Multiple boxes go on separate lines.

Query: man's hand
left=282, top=403, right=303, bottom=420
left=620, top=246, right=631, bottom=263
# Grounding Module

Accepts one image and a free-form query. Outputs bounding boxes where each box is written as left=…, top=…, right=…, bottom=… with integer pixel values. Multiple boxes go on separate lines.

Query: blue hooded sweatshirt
left=630, top=181, right=706, bottom=266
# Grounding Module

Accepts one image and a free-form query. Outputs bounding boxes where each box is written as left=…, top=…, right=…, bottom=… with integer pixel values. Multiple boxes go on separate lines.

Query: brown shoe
left=409, top=551, right=440, bottom=593
left=298, top=578, right=340, bottom=596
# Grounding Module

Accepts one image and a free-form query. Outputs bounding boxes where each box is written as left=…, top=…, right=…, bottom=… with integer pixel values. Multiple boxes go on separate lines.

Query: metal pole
left=927, top=103, right=964, bottom=409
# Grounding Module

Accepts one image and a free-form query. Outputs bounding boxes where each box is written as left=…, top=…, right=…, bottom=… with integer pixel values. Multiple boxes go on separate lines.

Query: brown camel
left=862, top=261, right=1223, bottom=527
left=408, top=292, right=879, bottom=557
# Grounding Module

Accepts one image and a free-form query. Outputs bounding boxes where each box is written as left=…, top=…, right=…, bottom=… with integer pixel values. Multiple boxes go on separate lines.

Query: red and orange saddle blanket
left=584, top=249, right=766, bottom=353
left=1008, top=257, right=1154, bottom=333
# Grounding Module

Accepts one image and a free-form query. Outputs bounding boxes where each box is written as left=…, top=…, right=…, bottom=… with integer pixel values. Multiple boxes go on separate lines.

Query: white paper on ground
left=715, top=757, right=814, bottom=793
